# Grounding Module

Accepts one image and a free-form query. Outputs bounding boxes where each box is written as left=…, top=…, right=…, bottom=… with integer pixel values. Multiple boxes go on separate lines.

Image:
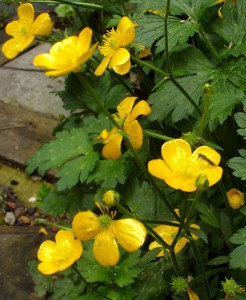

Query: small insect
left=198, top=153, right=216, bottom=166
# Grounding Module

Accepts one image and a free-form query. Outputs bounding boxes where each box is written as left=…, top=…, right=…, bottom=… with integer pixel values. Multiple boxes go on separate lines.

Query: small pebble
left=14, top=206, right=26, bottom=218
left=18, top=215, right=31, bottom=225
left=4, top=212, right=16, bottom=225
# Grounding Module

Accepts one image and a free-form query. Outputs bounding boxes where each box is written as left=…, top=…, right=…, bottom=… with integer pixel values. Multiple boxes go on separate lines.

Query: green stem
left=199, top=93, right=211, bottom=137
left=130, top=54, right=169, bottom=77
left=35, top=218, right=72, bottom=231
left=169, top=249, right=183, bottom=277
left=143, top=129, right=173, bottom=141
left=199, top=26, right=222, bottom=65
left=169, top=77, right=202, bottom=115
left=184, top=189, right=202, bottom=230
left=77, top=73, right=179, bottom=222
left=164, top=0, right=171, bottom=74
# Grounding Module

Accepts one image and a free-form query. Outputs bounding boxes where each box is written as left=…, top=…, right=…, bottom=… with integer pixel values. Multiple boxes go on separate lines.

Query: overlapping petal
left=18, top=3, right=34, bottom=26
left=109, top=48, right=130, bottom=68
left=117, top=16, right=136, bottom=46
left=32, top=13, right=53, bottom=36
left=102, top=132, right=123, bottom=160
left=114, top=219, right=147, bottom=252
left=72, top=211, right=100, bottom=241
left=113, top=59, right=131, bottom=75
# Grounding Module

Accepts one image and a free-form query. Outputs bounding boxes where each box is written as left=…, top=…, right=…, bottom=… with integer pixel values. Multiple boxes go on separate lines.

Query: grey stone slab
left=0, top=44, right=68, bottom=118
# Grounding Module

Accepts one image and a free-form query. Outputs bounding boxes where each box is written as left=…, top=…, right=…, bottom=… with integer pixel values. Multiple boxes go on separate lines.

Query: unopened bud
left=195, top=174, right=209, bottom=190
left=203, top=83, right=215, bottom=97
left=226, top=188, right=245, bottom=209
left=103, top=190, right=120, bottom=207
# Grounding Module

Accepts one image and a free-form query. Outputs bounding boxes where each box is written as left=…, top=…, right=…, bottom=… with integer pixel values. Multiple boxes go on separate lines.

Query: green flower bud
left=103, top=190, right=120, bottom=207
left=171, top=277, right=188, bottom=295
left=222, top=278, right=241, bottom=299
left=195, top=174, right=209, bottom=190
left=203, top=83, right=215, bottom=97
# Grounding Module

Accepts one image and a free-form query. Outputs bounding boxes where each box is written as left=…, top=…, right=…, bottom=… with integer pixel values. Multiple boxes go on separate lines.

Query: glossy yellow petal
left=78, top=42, right=98, bottom=65
left=174, top=237, right=188, bottom=254
left=72, top=211, right=100, bottom=241
left=215, top=0, right=226, bottom=4
left=148, top=159, right=175, bottom=180
left=200, top=166, right=223, bottom=187
left=38, top=240, right=58, bottom=262
left=33, top=13, right=53, bottom=36
left=108, top=48, right=130, bottom=68
left=113, top=59, right=131, bottom=75
left=33, top=53, right=57, bottom=69
left=93, top=229, right=119, bottom=266
left=45, top=66, right=81, bottom=77
left=190, top=224, right=200, bottom=240
left=149, top=241, right=164, bottom=257
left=2, top=38, right=19, bottom=59
left=38, top=261, right=59, bottom=275
left=124, top=120, right=143, bottom=149
left=117, top=97, right=137, bottom=119
left=187, top=287, right=200, bottom=300
left=130, top=100, right=151, bottom=121
left=227, top=188, right=245, bottom=209
left=161, top=139, right=192, bottom=170
left=5, top=20, right=26, bottom=36
left=77, top=27, right=93, bottom=54
left=165, top=174, right=198, bottom=192
left=114, top=219, right=147, bottom=252
left=55, top=230, right=74, bottom=244
left=94, top=56, right=111, bottom=76
left=193, top=146, right=221, bottom=167
left=117, top=16, right=136, bottom=46
left=18, top=3, right=34, bottom=26
left=102, top=132, right=123, bottom=159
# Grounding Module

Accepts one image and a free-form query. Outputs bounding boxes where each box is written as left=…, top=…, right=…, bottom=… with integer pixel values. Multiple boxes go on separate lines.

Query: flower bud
left=171, top=277, right=188, bottom=295
left=103, top=190, right=120, bottom=207
left=222, top=278, right=241, bottom=299
left=195, top=174, right=209, bottom=191
left=226, top=188, right=245, bottom=209
left=203, top=83, right=215, bottom=97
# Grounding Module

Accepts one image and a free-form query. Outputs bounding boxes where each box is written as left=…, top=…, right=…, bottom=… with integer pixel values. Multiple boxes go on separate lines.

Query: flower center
left=98, top=214, right=113, bottom=229
left=99, top=28, right=119, bottom=56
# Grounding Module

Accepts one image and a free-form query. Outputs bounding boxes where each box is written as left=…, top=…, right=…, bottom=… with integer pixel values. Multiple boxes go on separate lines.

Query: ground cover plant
left=2, top=0, right=246, bottom=299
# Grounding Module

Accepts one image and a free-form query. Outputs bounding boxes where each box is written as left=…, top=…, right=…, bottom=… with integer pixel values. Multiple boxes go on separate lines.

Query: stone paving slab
left=0, top=43, right=68, bottom=118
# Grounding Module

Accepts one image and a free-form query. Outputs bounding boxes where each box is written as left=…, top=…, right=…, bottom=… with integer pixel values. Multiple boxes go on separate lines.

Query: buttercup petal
left=33, top=53, right=57, bottom=70
left=148, top=159, right=174, bottom=180
left=114, top=219, right=146, bottom=252
left=72, top=211, right=100, bottom=241
left=38, top=240, right=57, bottom=262
left=165, top=174, right=198, bottom=192
left=130, top=100, right=151, bottom=121
left=5, top=20, right=24, bottom=37
left=117, top=16, right=136, bottom=46
left=55, top=230, right=74, bottom=244
left=94, top=56, right=111, bottom=76
left=18, top=3, right=34, bottom=26
left=93, top=230, right=119, bottom=266
left=124, top=120, right=143, bottom=149
left=38, top=262, right=59, bottom=275
left=102, top=133, right=123, bottom=159
left=149, top=241, right=163, bottom=257
left=108, top=48, right=130, bottom=68
left=113, top=59, right=131, bottom=75
left=33, top=13, right=53, bottom=36
left=117, top=97, right=137, bottom=119
left=161, top=139, right=192, bottom=170
left=77, top=27, right=93, bottom=54
left=2, top=38, right=20, bottom=59
left=78, top=42, right=98, bottom=65
left=193, top=146, right=221, bottom=167
left=200, top=167, right=223, bottom=187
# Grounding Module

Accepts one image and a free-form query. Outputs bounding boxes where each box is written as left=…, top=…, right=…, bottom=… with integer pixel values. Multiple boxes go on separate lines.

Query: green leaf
left=28, top=260, right=53, bottom=297
left=26, top=128, right=93, bottom=175
left=235, top=112, right=246, bottom=139
left=55, top=152, right=99, bottom=191
left=207, top=93, right=243, bottom=131
left=211, top=1, right=246, bottom=57
left=137, top=248, right=163, bottom=266
left=229, top=245, right=246, bottom=270
left=227, top=150, right=246, bottom=180
left=230, top=226, right=246, bottom=245
left=188, top=226, right=208, bottom=243
left=39, top=188, right=95, bottom=217
left=87, top=157, right=126, bottom=189
left=207, top=256, right=229, bottom=266
left=196, top=202, right=221, bottom=228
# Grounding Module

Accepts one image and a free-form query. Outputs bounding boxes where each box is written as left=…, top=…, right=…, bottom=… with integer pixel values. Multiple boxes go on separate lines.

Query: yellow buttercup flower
left=98, top=97, right=151, bottom=159
left=148, top=139, right=223, bottom=192
left=72, top=204, right=147, bottom=267
left=149, top=221, right=200, bottom=257
left=37, top=230, right=83, bottom=275
left=33, top=27, right=97, bottom=76
left=2, top=3, right=52, bottom=59
left=226, top=188, right=245, bottom=209
left=95, top=16, right=137, bottom=76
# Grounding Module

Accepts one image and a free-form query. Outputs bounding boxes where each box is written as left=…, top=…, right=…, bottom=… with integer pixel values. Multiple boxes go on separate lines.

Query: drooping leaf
left=196, top=202, right=221, bottom=228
